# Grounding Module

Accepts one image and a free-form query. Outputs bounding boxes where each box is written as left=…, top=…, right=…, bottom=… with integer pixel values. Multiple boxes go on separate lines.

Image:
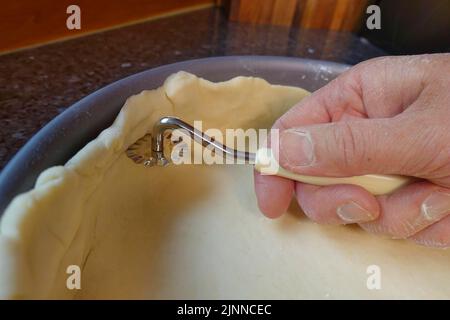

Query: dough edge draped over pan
left=1, top=72, right=449, bottom=299
left=0, top=72, right=307, bottom=299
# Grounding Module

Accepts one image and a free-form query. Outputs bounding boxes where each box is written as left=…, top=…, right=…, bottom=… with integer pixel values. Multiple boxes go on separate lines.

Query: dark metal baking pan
left=0, top=56, right=350, bottom=214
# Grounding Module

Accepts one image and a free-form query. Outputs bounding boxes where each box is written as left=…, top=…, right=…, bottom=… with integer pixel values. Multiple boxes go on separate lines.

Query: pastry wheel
left=126, top=117, right=413, bottom=195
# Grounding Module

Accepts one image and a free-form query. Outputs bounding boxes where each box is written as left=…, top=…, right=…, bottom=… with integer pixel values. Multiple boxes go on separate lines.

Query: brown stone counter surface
left=0, top=8, right=385, bottom=171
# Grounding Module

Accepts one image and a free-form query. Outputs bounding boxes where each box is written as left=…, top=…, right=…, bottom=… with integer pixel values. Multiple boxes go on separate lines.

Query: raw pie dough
left=1, top=72, right=449, bottom=299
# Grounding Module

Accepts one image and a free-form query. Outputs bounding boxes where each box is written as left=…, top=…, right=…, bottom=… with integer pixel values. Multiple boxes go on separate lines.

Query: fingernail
left=280, top=129, right=314, bottom=167
left=337, top=201, right=376, bottom=223
left=421, top=191, right=450, bottom=221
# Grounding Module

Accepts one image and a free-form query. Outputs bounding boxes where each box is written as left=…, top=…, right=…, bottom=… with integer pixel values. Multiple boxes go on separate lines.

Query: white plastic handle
left=254, top=148, right=413, bottom=196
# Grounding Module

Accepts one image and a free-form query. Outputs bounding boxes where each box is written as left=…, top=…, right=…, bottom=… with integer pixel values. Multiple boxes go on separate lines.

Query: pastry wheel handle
left=254, top=148, right=414, bottom=196
left=127, top=117, right=414, bottom=195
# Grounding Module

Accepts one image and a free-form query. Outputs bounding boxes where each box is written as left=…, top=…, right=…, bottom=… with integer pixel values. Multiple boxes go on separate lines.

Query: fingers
left=254, top=54, right=449, bottom=225
left=254, top=170, right=294, bottom=219
left=271, top=55, right=450, bottom=179
left=253, top=55, right=450, bottom=250
left=254, top=99, right=331, bottom=218
left=277, top=118, right=402, bottom=177
left=294, top=183, right=380, bottom=224
left=360, top=181, right=450, bottom=239
left=274, top=55, right=430, bottom=132
left=254, top=55, right=426, bottom=218
left=291, top=180, right=450, bottom=248
left=276, top=114, right=450, bottom=182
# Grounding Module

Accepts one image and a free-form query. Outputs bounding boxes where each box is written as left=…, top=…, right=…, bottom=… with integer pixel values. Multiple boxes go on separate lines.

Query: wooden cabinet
left=224, top=0, right=369, bottom=31
left=0, top=0, right=214, bottom=53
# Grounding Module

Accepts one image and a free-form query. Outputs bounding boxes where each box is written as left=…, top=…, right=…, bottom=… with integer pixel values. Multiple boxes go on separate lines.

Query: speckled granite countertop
left=0, top=8, right=385, bottom=171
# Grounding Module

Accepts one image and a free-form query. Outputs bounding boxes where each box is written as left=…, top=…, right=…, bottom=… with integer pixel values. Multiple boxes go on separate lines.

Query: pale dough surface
left=1, top=72, right=449, bottom=299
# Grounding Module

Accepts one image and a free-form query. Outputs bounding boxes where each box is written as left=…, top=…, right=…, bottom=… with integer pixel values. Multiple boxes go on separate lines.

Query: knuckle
left=299, top=202, right=329, bottom=224
left=331, top=122, right=364, bottom=171
left=389, top=221, right=418, bottom=239
left=416, top=128, right=450, bottom=179
left=410, top=127, right=446, bottom=168
left=361, top=220, right=418, bottom=239
left=388, top=216, right=440, bottom=240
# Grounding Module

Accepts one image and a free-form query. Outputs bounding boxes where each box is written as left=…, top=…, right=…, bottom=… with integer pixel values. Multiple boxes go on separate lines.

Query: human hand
left=254, top=54, right=450, bottom=248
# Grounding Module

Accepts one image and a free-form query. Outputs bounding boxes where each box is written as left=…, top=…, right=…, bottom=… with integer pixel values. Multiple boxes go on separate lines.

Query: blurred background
left=1, top=0, right=449, bottom=54
left=0, top=0, right=449, bottom=170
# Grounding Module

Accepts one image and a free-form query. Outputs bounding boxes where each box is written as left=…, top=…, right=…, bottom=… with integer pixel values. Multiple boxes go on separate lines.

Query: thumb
left=276, top=117, right=434, bottom=178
